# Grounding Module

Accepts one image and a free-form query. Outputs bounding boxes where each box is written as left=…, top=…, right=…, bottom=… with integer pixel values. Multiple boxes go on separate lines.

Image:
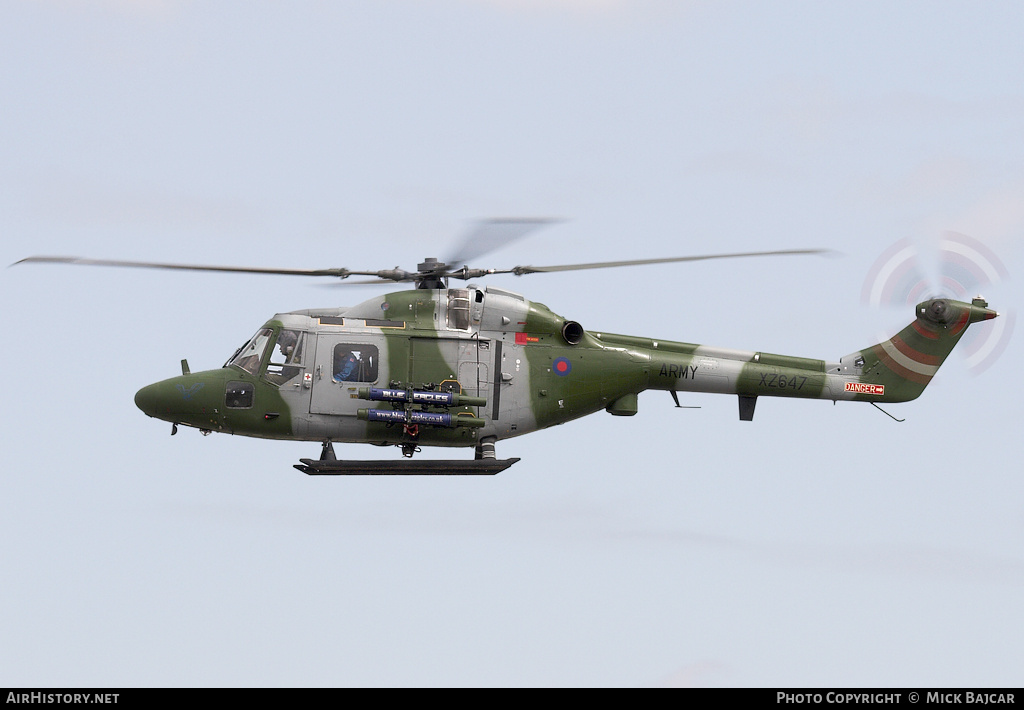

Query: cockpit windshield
left=227, top=328, right=274, bottom=375
left=265, top=329, right=306, bottom=386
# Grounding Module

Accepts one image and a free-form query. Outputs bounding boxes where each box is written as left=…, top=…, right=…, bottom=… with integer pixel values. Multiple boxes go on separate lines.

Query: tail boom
left=569, top=297, right=996, bottom=425
left=607, top=298, right=997, bottom=409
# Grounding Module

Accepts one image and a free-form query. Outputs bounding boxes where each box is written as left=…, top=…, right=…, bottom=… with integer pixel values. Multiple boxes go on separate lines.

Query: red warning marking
left=845, top=382, right=885, bottom=395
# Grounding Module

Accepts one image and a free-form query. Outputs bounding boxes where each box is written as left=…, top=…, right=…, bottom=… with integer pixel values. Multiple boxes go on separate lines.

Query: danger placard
left=845, top=382, right=885, bottom=395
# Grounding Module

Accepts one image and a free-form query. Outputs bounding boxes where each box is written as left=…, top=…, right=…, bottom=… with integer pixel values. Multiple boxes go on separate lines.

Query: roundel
left=553, top=356, right=572, bottom=376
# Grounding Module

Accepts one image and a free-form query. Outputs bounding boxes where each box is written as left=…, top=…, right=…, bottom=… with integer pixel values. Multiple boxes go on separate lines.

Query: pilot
left=334, top=349, right=361, bottom=382
left=266, top=330, right=302, bottom=385
left=276, top=329, right=299, bottom=360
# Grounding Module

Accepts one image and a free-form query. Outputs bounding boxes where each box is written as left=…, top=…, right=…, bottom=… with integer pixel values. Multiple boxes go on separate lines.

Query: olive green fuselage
left=134, top=288, right=997, bottom=450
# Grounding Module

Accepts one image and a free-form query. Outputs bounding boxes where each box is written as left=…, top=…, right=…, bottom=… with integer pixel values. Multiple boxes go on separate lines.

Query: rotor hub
left=417, top=257, right=447, bottom=273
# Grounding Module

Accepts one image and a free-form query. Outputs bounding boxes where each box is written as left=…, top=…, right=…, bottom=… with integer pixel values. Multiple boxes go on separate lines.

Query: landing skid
left=294, top=458, right=520, bottom=476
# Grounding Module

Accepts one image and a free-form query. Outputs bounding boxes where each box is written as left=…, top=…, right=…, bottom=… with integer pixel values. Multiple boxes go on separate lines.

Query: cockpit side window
left=265, top=329, right=306, bottom=386
left=228, top=328, right=274, bottom=375
left=332, top=343, right=378, bottom=383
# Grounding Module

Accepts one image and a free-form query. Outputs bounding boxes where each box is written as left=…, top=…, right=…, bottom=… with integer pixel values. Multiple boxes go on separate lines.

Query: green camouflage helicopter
left=16, top=221, right=998, bottom=475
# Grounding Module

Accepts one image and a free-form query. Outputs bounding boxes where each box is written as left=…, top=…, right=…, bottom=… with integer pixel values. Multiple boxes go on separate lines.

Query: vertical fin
left=855, top=298, right=997, bottom=402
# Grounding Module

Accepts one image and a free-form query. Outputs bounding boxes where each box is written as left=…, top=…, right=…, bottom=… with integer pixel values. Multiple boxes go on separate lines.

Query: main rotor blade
left=318, top=277, right=415, bottom=286
left=446, top=218, right=560, bottom=266
left=13, top=256, right=385, bottom=279
left=507, top=248, right=834, bottom=275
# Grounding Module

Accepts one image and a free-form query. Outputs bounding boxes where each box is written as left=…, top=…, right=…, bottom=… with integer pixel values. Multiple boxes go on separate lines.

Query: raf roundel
left=553, top=356, right=572, bottom=376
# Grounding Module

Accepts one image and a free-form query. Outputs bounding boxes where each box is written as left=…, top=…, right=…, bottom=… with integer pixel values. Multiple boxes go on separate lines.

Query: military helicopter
left=16, top=220, right=999, bottom=475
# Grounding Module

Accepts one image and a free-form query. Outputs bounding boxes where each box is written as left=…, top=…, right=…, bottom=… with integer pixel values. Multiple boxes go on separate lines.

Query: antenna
left=870, top=401, right=905, bottom=423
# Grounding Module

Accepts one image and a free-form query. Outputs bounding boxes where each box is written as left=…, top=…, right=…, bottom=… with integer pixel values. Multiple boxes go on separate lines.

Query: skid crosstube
left=294, top=458, right=520, bottom=476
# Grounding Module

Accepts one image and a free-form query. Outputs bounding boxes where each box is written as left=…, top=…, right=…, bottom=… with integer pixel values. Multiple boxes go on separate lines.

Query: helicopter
left=15, top=220, right=999, bottom=475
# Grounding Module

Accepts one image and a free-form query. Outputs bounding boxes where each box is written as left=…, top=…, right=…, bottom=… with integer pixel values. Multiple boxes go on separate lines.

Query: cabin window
left=265, top=329, right=306, bottom=386
left=333, top=343, right=379, bottom=382
left=225, top=381, right=254, bottom=409
left=228, top=328, right=274, bottom=375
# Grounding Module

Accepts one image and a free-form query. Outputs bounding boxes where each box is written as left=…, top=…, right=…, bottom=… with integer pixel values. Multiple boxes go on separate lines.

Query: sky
left=2, top=0, right=1022, bottom=688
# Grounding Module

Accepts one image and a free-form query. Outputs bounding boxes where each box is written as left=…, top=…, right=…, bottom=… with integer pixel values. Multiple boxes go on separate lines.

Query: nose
left=134, top=382, right=162, bottom=418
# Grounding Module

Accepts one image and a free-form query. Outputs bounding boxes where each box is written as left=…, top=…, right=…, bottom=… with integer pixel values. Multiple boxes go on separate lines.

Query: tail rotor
left=862, top=232, right=1012, bottom=374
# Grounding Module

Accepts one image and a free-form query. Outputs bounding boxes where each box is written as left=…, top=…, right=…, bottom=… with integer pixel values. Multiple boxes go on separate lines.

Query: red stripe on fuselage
left=890, top=334, right=942, bottom=366
left=912, top=320, right=940, bottom=340
left=871, top=344, right=933, bottom=386
left=950, top=310, right=970, bottom=336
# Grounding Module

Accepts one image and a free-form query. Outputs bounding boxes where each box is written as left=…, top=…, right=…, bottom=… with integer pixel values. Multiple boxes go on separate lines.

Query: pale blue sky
left=2, top=1, right=1022, bottom=687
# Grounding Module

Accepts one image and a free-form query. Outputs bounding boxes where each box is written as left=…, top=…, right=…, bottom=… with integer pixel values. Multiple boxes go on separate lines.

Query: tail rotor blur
left=862, top=232, right=1012, bottom=374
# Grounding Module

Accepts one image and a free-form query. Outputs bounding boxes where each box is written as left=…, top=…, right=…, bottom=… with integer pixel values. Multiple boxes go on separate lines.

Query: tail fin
left=852, top=297, right=998, bottom=402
